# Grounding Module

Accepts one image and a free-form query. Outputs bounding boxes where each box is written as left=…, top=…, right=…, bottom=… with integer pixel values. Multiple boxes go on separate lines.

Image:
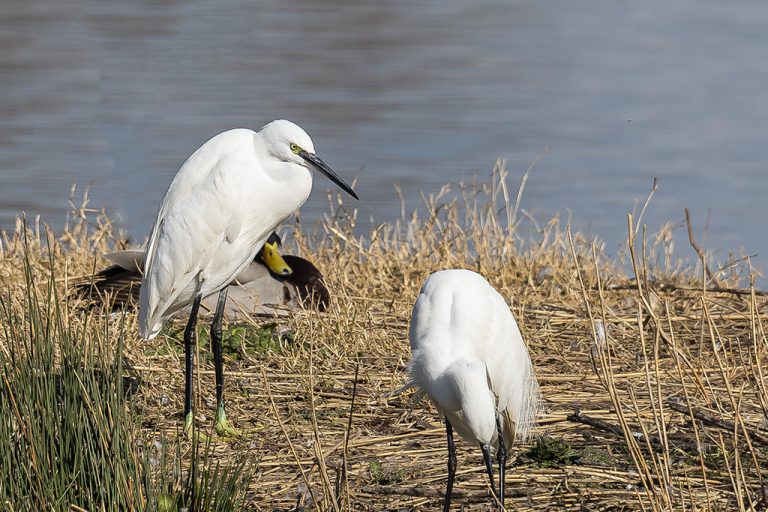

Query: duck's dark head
left=282, top=255, right=330, bottom=312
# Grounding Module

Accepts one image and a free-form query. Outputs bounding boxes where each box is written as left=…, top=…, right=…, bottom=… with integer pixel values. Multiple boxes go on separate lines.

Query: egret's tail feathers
left=384, top=381, right=428, bottom=415
left=510, top=364, right=543, bottom=443
left=139, top=320, right=162, bottom=340
left=138, top=307, right=161, bottom=339
left=138, top=288, right=164, bottom=340
left=385, top=381, right=416, bottom=399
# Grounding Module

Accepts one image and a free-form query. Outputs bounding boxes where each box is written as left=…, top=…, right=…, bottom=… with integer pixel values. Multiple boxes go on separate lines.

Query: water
left=1, top=0, right=767, bottom=275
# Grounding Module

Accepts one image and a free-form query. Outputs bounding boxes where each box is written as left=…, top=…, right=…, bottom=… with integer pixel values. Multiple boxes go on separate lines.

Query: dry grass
left=1, top=168, right=767, bottom=511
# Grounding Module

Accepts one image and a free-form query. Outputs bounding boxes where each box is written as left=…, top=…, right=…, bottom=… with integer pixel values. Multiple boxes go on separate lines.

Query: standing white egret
left=408, top=269, right=541, bottom=510
left=138, top=120, right=358, bottom=435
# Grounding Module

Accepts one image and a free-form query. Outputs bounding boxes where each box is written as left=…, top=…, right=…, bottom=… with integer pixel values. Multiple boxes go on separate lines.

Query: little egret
left=75, top=233, right=329, bottom=316
left=408, top=269, right=541, bottom=510
left=138, top=120, right=358, bottom=435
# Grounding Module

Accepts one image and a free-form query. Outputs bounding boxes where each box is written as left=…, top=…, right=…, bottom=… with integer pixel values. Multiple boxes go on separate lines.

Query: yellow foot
left=184, top=410, right=194, bottom=433
left=214, top=405, right=242, bottom=437
left=183, top=411, right=212, bottom=443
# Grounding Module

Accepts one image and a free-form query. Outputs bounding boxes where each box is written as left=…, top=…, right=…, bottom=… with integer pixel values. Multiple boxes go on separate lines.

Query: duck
left=76, top=232, right=329, bottom=319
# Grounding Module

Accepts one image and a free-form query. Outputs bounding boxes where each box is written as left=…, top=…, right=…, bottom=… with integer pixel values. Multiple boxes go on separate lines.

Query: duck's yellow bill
left=260, top=241, right=293, bottom=276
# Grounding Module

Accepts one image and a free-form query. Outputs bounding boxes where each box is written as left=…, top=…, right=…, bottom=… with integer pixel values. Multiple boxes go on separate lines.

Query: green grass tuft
left=523, top=436, right=582, bottom=467
left=0, top=236, right=252, bottom=511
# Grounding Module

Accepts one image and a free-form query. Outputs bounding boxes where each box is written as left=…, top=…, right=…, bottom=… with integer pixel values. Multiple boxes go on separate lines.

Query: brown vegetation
left=1, top=168, right=766, bottom=511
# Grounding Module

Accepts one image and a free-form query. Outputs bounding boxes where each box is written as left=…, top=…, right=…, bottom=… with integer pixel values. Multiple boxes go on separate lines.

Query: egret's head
left=260, top=120, right=315, bottom=162
left=452, top=361, right=496, bottom=445
left=259, top=119, right=359, bottom=200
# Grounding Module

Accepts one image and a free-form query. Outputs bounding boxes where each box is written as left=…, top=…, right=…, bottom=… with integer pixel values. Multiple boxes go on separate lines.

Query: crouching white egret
left=138, top=120, right=358, bottom=435
left=408, top=269, right=541, bottom=510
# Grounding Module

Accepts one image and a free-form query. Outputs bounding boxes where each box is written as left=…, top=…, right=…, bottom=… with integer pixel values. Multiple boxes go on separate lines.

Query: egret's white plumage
left=139, top=121, right=334, bottom=339
left=408, top=269, right=541, bottom=508
left=136, top=119, right=357, bottom=434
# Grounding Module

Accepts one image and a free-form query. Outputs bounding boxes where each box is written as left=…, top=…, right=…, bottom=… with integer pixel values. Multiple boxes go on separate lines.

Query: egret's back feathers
left=409, top=269, right=541, bottom=448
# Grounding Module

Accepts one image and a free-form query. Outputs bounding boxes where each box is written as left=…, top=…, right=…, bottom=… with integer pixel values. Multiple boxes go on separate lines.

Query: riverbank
left=1, top=174, right=766, bottom=510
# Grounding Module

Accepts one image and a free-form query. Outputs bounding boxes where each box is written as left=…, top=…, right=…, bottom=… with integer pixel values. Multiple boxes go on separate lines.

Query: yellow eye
left=290, top=143, right=301, bottom=154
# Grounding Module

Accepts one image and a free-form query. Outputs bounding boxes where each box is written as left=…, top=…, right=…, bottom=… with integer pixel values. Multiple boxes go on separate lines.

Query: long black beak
left=299, top=150, right=359, bottom=200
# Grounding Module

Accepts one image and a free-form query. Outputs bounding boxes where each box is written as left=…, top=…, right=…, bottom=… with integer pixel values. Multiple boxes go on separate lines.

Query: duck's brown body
left=76, top=250, right=328, bottom=319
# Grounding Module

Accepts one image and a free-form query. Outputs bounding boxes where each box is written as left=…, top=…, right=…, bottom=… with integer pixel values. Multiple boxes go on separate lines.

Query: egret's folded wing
left=143, top=129, right=257, bottom=274
left=139, top=129, right=308, bottom=339
left=481, top=291, right=542, bottom=445
left=139, top=155, right=251, bottom=338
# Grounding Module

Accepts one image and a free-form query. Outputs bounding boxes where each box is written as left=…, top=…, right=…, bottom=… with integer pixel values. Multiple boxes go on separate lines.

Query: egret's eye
left=290, top=143, right=302, bottom=154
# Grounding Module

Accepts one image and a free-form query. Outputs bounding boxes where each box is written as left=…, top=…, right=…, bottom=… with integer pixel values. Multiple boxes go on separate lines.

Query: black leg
left=184, top=296, right=203, bottom=512
left=184, top=295, right=202, bottom=422
left=444, top=417, right=458, bottom=512
left=211, top=287, right=228, bottom=408
left=495, top=417, right=507, bottom=509
left=481, top=442, right=495, bottom=500
left=210, top=288, right=239, bottom=436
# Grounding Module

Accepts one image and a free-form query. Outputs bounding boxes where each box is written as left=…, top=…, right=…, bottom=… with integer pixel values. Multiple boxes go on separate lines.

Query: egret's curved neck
left=252, top=134, right=273, bottom=164
left=252, top=134, right=314, bottom=214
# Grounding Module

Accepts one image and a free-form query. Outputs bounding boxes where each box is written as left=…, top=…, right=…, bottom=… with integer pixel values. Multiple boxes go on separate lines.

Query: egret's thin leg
left=210, top=288, right=239, bottom=436
left=495, top=417, right=507, bottom=509
left=183, top=295, right=202, bottom=432
left=211, top=287, right=228, bottom=404
left=481, top=443, right=495, bottom=500
left=444, top=417, right=458, bottom=512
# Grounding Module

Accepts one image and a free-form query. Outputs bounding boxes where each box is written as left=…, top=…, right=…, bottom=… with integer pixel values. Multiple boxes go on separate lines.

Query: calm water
left=1, top=1, right=767, bottom=274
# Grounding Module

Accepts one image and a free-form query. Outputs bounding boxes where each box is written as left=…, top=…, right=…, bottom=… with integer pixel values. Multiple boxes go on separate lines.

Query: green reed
left=0, top=235, right=252, bottom=511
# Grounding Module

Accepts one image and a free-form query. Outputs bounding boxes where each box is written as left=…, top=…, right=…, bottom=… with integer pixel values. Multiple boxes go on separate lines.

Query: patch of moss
left=225, top=323, right=284, bottom=356
left=155, top=323, right=285, bottom=360
left=369, top=460, right=405, bottom=485
left=523, top=436, right=582, bottom=467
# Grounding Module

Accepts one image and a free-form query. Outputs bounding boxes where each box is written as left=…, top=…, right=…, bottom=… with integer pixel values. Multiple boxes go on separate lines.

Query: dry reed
left=1, top=167, right=766, bottom=511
